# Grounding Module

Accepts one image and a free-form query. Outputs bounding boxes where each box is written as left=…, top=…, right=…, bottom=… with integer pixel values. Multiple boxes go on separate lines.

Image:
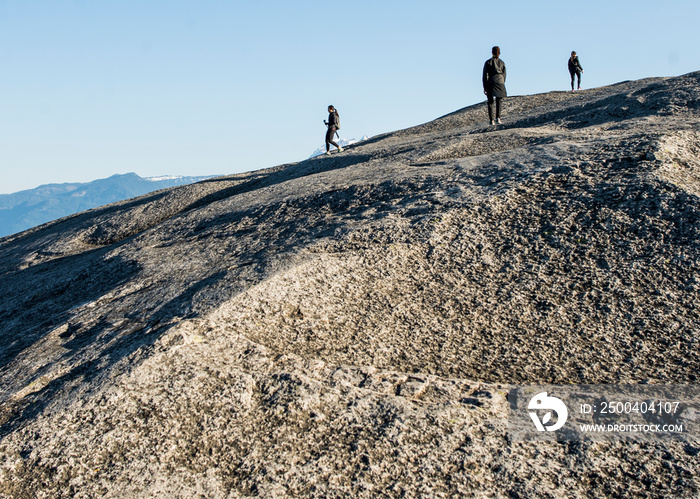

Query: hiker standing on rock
left=569, top=51, right=584, bottom=91
left=483, top=46, right=507, bottom=126
left=324, top=105, right=343, bottom=155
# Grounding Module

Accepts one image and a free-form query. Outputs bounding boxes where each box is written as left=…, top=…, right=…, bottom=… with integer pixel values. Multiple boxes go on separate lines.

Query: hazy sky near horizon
left=1, top=1, right=699, bottom=194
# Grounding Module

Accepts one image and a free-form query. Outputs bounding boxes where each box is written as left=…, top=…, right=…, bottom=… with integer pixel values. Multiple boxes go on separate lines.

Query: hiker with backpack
left=483, top=46, right=507, bottom=126
left=324, top=105, right=343, bottom=155
left=568, top=51, right=584, bottom=91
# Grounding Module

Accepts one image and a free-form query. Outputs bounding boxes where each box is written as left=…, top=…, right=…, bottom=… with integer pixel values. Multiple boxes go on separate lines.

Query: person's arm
left=482, top=61, right=489, bottom=93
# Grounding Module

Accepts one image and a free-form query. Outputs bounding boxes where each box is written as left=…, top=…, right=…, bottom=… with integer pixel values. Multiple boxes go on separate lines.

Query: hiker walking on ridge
left=569, top=51, right=584, bottom=91
left=483, top=46, right=507, bottom=126
left=324, top=105, right=343, bottom=155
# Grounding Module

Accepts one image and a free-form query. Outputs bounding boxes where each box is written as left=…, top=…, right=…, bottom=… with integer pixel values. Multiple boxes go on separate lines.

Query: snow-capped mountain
left=309, top=136, right=370, bottom=158
left=0, top=172, right=217, bottom=238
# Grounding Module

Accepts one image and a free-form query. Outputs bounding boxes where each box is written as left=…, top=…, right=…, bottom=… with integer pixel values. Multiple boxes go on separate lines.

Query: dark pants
left=570, top=70, right=581, bottom=89
left=487, top=93, right=502, bottom=122
left=325, top=127, right=339, bottom=152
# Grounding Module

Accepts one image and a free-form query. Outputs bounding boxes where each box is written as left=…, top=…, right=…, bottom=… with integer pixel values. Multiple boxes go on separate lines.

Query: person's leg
left=329, top=128, right=340, bottom=149
left=487, top=92, right=495, bottom=123
left=495, top=97, right=502, bottom=121
left=325, top=127, right=333, bottom=152
left=326, top=127, right=340, bottom=152
left=570, top=72, right=575, bottom=90
left=577, top=70, right=582, bottom=89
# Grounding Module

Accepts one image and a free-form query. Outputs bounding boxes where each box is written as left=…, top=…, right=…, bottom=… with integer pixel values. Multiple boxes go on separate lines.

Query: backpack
left=334, top=111, right=340, bottom=129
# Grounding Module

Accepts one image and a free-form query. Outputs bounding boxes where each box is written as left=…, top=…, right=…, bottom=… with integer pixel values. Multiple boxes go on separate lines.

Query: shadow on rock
left=0, top=270, right=231, bottom=437
left=0, top=252, right=141, bottom=372
left=181, top=153, right=374, bottom=214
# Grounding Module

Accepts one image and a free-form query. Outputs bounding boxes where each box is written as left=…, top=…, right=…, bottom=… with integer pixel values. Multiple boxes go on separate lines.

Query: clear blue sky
left=1, top=0, right=699, bottom=194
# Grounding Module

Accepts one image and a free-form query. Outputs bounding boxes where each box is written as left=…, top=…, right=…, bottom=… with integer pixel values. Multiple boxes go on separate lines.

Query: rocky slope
left=1, top=72, right=699, bottom=497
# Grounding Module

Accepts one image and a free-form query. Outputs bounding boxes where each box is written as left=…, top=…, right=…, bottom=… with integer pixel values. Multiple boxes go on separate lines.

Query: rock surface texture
left=1, top=73, right=700, bottom=497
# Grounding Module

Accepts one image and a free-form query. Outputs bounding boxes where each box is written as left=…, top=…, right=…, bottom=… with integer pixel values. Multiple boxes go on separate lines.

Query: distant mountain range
left=0, top=173, right=216, bottom=238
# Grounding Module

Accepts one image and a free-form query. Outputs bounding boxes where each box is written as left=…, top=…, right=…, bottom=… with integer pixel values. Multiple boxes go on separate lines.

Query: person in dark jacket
left=324, top=105, right=343, bottom=155
left=483, top=46, right=507, bottom=125
left=568, top=51, right=584, bottom=91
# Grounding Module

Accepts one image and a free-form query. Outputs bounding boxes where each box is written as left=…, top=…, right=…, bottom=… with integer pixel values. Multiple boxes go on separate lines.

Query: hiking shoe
left=325, top=151, right=331, bottom=155
left=490, top=120, right=496, bottom=126
left=338, top=147, right=344, bottom=152
left=497, top=118, right=502, bottom=124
